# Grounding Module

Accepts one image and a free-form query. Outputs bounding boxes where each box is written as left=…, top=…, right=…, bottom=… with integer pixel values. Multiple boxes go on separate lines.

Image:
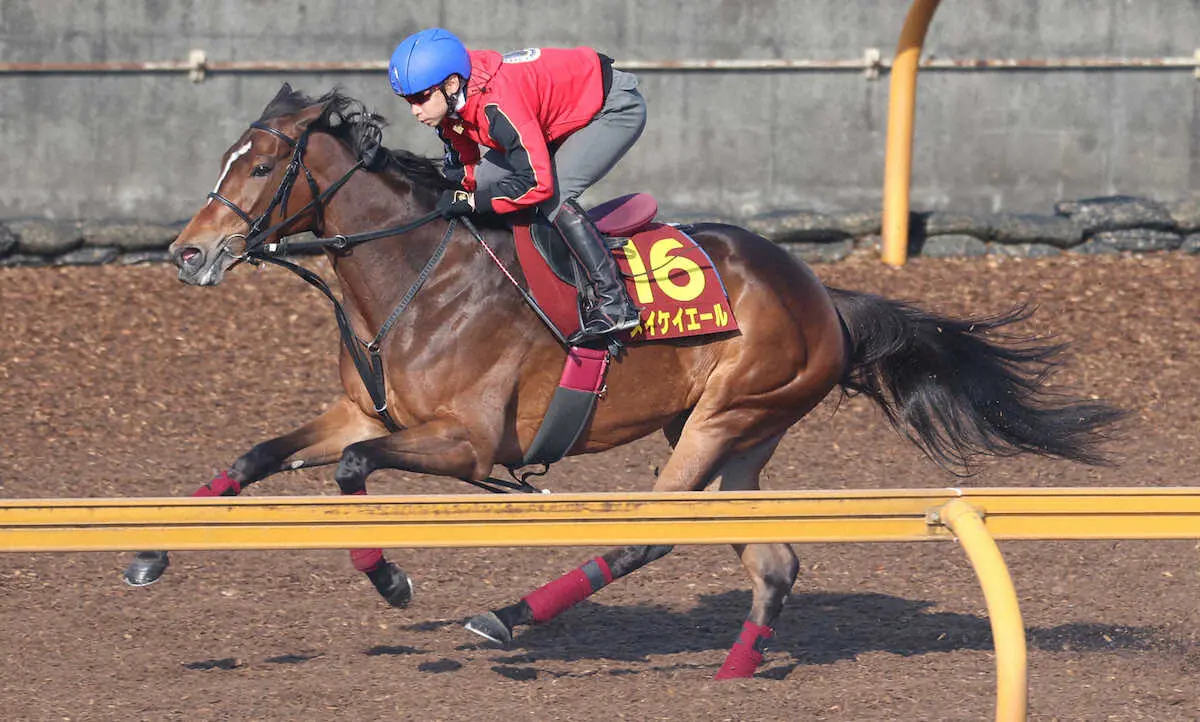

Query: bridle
left=206, top=120, right=366, bottom=260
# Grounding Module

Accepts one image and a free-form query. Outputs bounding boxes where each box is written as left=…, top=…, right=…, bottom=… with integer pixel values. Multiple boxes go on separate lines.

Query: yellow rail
left=5, top=486, right=1197, bottom=722
left=881, top=0, right=943, bottom=267
left=940, top=499, right=1027, bottom=722
left=1, top=488, right=1198, bottom=552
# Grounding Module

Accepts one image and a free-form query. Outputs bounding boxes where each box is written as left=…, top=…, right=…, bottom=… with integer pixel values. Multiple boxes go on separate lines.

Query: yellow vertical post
left=939, top=499, right=1028, bottom=722
left=881, top=0, right=943, bottom=267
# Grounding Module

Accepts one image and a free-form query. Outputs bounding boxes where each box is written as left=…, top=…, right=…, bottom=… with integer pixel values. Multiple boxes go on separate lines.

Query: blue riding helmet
left=388, top=28, right=471, bottom=96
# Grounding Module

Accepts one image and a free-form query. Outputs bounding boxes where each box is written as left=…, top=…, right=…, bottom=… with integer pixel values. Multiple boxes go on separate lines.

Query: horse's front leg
left=123, top=395, right=388, bottom=588
left=332, top=417, right=494, bottom=606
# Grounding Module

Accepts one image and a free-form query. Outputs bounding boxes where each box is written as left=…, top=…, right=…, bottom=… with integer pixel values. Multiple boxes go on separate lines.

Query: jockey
left=388, top=27, right=646, bottom=341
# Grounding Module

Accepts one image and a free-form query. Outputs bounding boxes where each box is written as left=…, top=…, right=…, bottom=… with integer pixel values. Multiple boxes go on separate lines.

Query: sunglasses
left=403, top=87, right=438, bottom=105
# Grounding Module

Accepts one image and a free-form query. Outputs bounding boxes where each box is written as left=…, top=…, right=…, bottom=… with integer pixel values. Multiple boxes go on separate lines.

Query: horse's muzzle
left=171, top=240, right=230, bottom=286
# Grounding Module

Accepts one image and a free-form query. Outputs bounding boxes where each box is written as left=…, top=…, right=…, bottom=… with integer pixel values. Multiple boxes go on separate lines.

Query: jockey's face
left=407, top=75, right=461, bottom=127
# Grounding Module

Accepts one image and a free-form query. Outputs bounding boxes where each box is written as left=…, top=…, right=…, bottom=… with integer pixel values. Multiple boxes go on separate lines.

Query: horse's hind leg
left=464, top=417, right=784, bottom=656
left=123, top=396, right=403, bottom=600
left=470, top=429, right=795, bottom=682
left=709, top=436, right=799, bottom=679
left=465, top=543, right=676, bottom=644
left=463, top=414, right=692, bottom=644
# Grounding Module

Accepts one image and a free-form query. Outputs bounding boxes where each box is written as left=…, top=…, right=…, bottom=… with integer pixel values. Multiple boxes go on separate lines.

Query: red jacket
left=437, top=47, right=606, bottom=215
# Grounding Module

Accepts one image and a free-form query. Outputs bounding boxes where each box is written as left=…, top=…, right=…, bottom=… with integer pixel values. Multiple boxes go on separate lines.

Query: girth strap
left=520, top=346, right=611, bottom=467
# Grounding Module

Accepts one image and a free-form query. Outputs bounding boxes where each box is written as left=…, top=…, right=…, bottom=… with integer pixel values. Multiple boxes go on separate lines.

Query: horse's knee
left=768, top=548, right=800, bottom=592
left=230, top=441, right=284, bottom=482
left=334, top=444, right=374, bottom=494
left=747, top=544, right=799, bottom=598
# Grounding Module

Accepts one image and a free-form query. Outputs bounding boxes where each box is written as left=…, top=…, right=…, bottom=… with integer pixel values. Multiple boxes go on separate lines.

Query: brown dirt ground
left=1, top=252, right=1198, bottom=721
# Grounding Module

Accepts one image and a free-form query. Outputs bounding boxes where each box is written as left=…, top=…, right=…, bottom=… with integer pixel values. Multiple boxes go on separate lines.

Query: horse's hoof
left=464, top=611, right=513, bottom=645
left=123, top=551, right=170, bottom=587
left=366, top=562, right=413, bottom=608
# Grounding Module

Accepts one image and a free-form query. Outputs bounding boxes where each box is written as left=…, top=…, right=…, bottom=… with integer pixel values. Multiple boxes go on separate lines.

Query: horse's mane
left=259, top=85, right=456, bottom=192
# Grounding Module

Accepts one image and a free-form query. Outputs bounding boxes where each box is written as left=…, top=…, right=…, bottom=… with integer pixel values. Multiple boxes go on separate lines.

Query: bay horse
left=128, top=84, right=1121, bottom=679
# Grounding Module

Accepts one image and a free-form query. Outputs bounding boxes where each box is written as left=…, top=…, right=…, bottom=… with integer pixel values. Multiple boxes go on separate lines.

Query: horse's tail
left=825, top=286, right=1126, bottom=472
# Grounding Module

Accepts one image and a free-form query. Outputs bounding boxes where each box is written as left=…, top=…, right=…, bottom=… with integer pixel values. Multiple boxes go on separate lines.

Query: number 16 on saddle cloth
left=615, top=224, right=738, bottom=342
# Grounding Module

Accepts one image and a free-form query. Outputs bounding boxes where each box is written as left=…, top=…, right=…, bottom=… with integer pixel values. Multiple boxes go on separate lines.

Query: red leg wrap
left=192, top=470, right=242, bottom=497
left=714, top=621, right=774, bottom=680
left=344, top=490, right=384, bottom=572
left=523, top=557, right=613, bottom=624
left=350, top=548, right=385, bottom=573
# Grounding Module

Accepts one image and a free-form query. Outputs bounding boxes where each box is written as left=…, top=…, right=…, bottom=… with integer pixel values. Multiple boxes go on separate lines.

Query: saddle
left=527, top=193, right=660, bottom=284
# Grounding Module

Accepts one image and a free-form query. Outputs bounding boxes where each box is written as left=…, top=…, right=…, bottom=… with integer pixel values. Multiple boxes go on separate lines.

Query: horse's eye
left=251, top=163, right=272, bottom=177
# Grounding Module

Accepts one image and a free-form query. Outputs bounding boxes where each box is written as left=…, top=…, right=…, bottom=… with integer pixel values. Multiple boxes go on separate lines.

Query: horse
left=126, top=83, right=1123, bottom=679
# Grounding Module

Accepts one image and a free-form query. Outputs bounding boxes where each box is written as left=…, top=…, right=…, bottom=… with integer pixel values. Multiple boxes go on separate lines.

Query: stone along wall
left=3, top=195, right=1197, bottom=268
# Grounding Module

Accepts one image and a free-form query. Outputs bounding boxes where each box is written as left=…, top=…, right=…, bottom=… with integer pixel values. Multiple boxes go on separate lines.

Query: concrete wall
left=0, top=0, right=1196, bottom=222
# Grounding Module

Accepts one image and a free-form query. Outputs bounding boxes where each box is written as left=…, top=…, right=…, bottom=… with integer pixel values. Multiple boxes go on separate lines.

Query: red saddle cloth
left=513, top=193, right=739, bottom=343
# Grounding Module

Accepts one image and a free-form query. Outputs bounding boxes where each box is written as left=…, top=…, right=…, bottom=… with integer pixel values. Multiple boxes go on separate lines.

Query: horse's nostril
left=180, top=247, right=200, bottom=265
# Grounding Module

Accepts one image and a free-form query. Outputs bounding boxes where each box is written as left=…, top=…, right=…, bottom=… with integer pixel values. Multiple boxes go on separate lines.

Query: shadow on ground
left=396, top=590, right=1165, bottom=679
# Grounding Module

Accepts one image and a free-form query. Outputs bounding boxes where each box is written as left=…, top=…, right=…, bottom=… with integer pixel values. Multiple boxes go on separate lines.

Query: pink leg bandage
left=350, top=548, right=385, bottom=573
left=192, top=470, right=242, bottom=497
left=523, top=557, right=613, bottom=624
left=344, top=490, right=384, bottom=572
left=714, top=621, right=774, bottom=680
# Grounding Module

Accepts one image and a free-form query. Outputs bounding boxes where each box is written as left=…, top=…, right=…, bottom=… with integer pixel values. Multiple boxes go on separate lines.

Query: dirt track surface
left=1, top=253, right=1198, bottom=721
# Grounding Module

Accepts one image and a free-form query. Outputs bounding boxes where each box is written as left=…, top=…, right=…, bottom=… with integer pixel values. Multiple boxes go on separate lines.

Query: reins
left=259, top=209, right=442, bottom=255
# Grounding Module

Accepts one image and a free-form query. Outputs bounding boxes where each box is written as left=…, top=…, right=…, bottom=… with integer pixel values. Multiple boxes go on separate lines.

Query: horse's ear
left=260, top=82, right=300, bottom=121
left=293, top=98, right=333, bottom=133
left=269, top=82, right=294, bottom=107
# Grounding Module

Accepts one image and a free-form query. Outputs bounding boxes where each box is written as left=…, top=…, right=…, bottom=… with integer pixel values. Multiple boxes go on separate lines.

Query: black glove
left=436, top=189, right=474, bottom=219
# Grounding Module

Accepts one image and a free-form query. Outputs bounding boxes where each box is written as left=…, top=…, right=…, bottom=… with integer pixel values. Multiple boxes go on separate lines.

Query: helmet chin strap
left=440, top=77, right=467, bottom=114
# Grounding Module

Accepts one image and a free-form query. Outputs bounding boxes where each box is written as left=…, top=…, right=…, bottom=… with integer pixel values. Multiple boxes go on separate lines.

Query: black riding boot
left=553, top=199, right=641, bottom=341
